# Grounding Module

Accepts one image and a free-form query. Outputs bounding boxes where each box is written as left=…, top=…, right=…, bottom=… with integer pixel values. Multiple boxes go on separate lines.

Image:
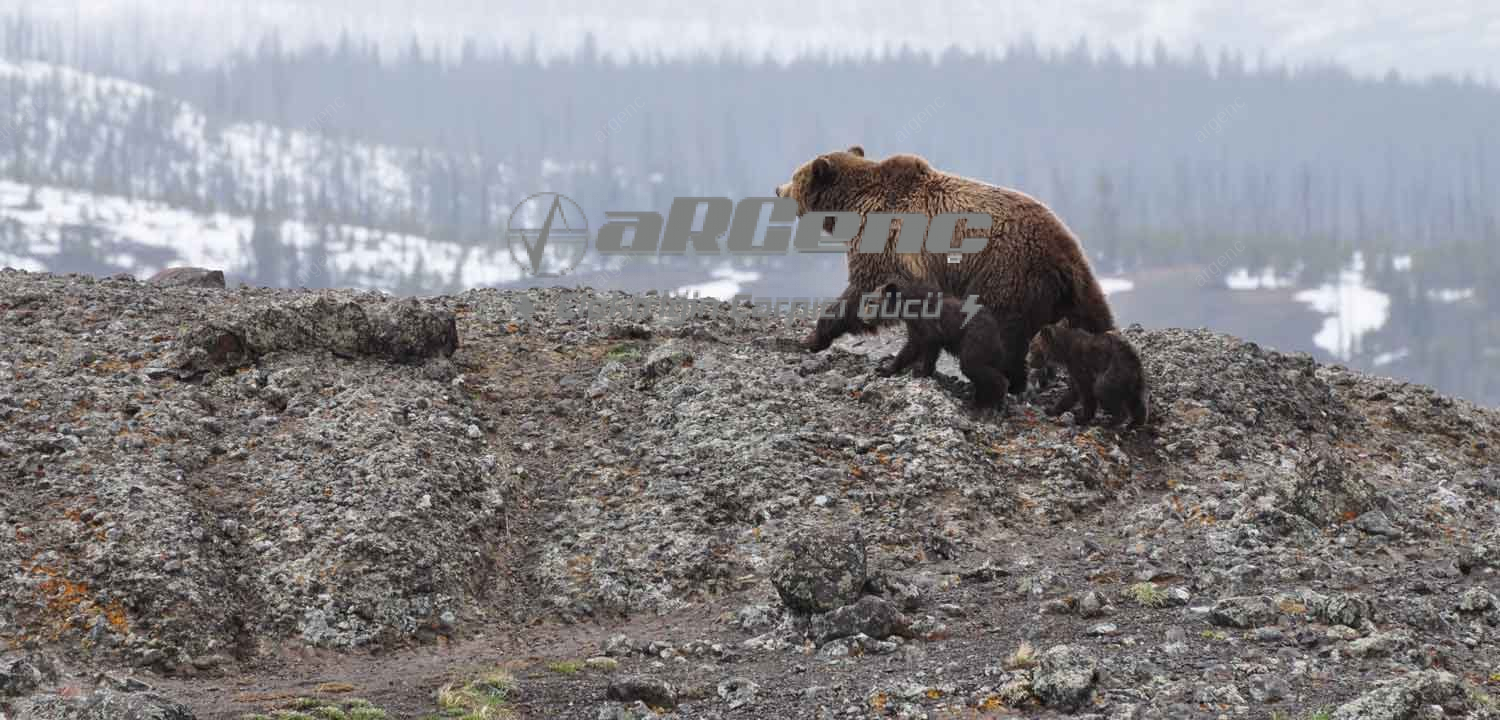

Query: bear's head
left=1026, top=319, right=1074, bottom=370
left=775, top=146, right=933, bottom=220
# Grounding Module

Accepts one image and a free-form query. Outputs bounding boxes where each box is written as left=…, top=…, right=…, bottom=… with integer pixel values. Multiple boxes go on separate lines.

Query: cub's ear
left=811, top=156, right=837, bottom=185
left=1057, top=317, right=1072, bottom=329
left=846, top=145, right=865, bottom=158
left=880, top=281, right=902, bottom=296
left=1039, top=325, right=1056, bottom=340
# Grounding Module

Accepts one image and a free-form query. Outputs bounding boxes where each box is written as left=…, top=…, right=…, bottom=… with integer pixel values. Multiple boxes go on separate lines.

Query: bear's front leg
left=1047, top=384, right=1079, bottom=417
left=875, top=338, right=925, bottom=377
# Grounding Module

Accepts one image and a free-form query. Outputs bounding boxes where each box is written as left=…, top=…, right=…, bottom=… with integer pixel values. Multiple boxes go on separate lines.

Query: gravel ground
left=3, top=268, right=1499, bottom=720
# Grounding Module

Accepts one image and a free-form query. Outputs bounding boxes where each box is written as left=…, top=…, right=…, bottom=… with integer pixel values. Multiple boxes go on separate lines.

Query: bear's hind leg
left=963, top=359, right=1009, bottom=418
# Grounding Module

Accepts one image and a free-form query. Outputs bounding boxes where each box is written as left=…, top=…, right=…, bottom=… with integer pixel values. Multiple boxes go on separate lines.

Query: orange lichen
left=103, top=600, right=129, bottom=633
left=27, top=565, right=130, bottom=637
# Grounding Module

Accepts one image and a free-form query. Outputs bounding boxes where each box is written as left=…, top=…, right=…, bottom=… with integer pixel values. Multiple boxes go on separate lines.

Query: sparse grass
left=1305, top=707, right=1333, bottom=720
left=584, top=656, right=619, bottom=672
left=1002, top=641, right=1037, bottom=670
left=1200, top=629, right=1228, bottom=641
left=604, top=343, right=642, bottom=361
left=545, top=660, right=584, bottom=675
left=1127, top=582, right=1167, bottom=608
left=435, top=669, right=517, bottom=719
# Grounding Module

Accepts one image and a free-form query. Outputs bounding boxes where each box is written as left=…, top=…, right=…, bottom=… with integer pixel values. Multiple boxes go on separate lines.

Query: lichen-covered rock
left=808, top=595, right=913, bottom=645
left=0, top=655, right=54, bottom=697
left=1330, top=671, right=1488, bottom=720
left=8, top=690, right=196, bottom=720
left=1030, top=644, right=1098, bottom=711
left=605, top=676, right=677, bottom=709
left=146, top=267, right=224, bottom=289
left=1209, top=596, right=1277, bottom=628
left=639, top=342, right=694, bottom=381
left=1307, top=592, right=1377, bottom=628
left=772, top=530, right=868, bottom=614
left=170, top=295, right=458, bottom=375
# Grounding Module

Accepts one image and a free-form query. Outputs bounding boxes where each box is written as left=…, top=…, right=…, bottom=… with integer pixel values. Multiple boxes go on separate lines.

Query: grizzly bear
left=1026, top=323, right=1150, bottom=428
left=780, top=146, right=1116, bottom=394
left=875, top=280, right=1023, bottom=416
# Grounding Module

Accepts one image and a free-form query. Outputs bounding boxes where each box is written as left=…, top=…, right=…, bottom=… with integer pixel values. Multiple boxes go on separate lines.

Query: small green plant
left=1127, top=582, right=1167, bottom=608
left=1200, top=629, right=1228, bottom=641
left=546, top=660, right=584, bottom=675
left=1305, top=707, right=1333, bottom=720
left=1002, top=641, right=1037, bottom=669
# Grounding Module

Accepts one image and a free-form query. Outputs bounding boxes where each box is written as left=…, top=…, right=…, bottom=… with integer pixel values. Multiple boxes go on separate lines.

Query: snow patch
left=1099, top=277, right=1134, bottom=295
left=1293, top=251, right=1391, bottom=361
left=1373, top=348, right=1410, bottom=367
left=1224, top=266, right=1295, bottom=290
left=1426, top=288, right=1474, bottom=303
left=676, top=265, right=762, bottom=300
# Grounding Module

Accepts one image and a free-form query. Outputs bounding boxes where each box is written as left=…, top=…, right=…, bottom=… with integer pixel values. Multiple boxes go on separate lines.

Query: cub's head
left=1027, top=322, right=1067, bottom=370
left=774, top=146, right=932, bottom=220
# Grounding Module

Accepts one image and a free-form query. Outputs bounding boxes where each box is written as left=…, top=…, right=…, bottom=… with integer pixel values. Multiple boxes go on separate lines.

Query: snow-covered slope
left=0, top=59, right=642, bottom=292
left=1, top=59, right=431, bottom=223
left=0, top=180, right=529, bottom=291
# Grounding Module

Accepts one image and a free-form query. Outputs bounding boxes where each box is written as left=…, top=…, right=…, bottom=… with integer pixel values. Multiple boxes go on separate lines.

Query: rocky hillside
left=2, top=268, right=1499, bottom=720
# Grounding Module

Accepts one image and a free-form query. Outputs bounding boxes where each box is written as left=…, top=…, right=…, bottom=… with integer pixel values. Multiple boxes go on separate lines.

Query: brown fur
left=1026, top=324, right=1150, bottom=428
left=876, top=280, right=1024, bottom=416
left=783, top=146, right=1116, bottom=394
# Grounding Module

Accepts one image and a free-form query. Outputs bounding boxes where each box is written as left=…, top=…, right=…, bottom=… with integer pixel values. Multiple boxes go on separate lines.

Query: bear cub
left=876, top=280, right=1025, bottom=416
left=1026, top=323, right=1150, bottom=428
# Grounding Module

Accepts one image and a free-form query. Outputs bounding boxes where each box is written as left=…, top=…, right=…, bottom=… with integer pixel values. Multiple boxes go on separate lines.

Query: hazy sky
left=6, top=0, right=1499, bottom=83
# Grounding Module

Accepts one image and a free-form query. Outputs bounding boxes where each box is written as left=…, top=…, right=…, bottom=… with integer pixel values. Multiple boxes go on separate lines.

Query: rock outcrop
left=3, top=269, right=1499, bottom=719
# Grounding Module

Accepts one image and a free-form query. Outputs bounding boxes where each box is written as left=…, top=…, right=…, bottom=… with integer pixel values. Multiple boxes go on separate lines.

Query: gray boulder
left=146, top=267, right=225, bottom=289
left=772, top=530, right=868, bottom=614
left=1330, top=671, right=1486, bottom=720
left=1031, top=644, right=1099, bottom=711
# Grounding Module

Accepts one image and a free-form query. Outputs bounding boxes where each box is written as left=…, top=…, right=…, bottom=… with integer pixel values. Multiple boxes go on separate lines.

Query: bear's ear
left=811, top=156, right=837, bottom=185
left=846, top=145, right=865, bottom=158
left=880, top=280, right=902, bottom=297
left=1039, top=325, right=1056, bottom=341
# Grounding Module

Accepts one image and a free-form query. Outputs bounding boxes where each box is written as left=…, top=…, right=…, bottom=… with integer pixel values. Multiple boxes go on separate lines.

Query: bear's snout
left=775, top=183, right=788, bottom=198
